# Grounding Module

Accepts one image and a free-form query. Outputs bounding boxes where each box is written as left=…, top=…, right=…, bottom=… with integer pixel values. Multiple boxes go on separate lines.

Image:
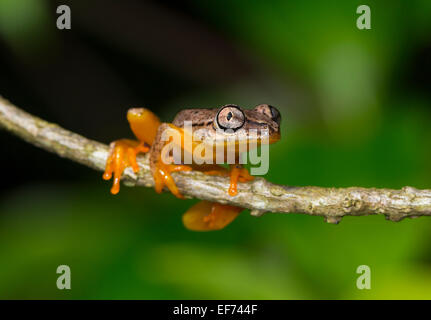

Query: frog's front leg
left=149, top=123, right=192, bottom=199
left=201, top=164, right=253, bottom=196
left=103, top=139, right=149, bottom=194
left=103, top=108, right=160, bottom=194
left=228, top=164, right=254, bottom=196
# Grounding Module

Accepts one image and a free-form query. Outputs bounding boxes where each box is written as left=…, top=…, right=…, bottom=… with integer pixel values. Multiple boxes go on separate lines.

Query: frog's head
left=211, top=104, right=281, bottom=145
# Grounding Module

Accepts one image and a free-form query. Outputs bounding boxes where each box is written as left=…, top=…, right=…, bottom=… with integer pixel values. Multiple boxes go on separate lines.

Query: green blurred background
left=1, top=0, right=431, bottom=299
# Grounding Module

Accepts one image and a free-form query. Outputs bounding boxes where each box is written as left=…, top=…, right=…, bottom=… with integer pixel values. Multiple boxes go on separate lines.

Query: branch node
left=324, top=216, right=342, bottom=224
left=250, top=209, right=266, bottom=217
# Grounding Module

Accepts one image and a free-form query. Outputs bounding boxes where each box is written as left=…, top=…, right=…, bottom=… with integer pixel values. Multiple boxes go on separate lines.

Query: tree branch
left=1, top=95, right=431, bottom=223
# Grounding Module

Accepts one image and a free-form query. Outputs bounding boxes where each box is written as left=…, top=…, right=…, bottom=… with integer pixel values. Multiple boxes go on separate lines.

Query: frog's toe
left=103, top=139, right=149, bottom=194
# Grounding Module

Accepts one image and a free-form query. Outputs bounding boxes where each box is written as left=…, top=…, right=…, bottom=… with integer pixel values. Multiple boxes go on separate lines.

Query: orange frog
left=103, top=104, right=281, bottom=231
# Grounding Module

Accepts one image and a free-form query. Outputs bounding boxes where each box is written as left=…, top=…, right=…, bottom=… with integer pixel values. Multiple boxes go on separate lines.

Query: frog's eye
left=216, top=105, right=245, bottom=131
left=254, top=104, right=281, bottom=125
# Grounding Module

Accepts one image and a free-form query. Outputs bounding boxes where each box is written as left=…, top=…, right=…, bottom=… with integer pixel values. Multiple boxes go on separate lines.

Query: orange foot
left=182, top=201, right=243, bottom=231
left=103, top=139, right=149, bottom=194
left=153, top=159, right=192, bottom=199
left=201, top=164, right=254, bottom=196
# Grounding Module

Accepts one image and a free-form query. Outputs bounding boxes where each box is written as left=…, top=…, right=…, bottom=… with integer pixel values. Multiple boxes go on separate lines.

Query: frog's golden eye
left=254, top=104, right=281, bottom=125
left=216, top=105, right=245, bottom=131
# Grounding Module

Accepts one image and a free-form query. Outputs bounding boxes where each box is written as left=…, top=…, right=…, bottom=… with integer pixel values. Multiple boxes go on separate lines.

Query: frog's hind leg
left=103, top=108, right=160, bottom=194
left=182, top=201, right=243, bottom=231
left=127, top=108, right=161, bottom=146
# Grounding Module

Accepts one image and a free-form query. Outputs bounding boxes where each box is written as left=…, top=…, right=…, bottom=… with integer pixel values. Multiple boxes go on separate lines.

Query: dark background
left=1, top=0, right=431, bottom=299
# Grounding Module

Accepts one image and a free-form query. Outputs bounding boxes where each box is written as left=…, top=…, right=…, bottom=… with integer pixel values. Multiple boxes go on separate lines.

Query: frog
left=103, top=104, right=281, bottom=231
